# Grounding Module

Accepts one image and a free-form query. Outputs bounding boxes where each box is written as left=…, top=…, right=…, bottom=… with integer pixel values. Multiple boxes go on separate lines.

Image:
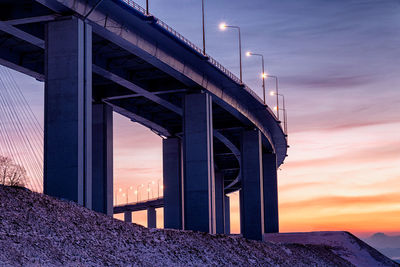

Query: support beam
left=183, top=92, right=215, bottom=233
left=93, top=65, right=182, bottom=115
left=215, top=172, right=225, bottom=234
left=263, top=152, right=279, bottom=233
left=92, top=103, right=113, bottom=215
left=4, top=15, right=58, bottom=26
left=0, top=21, right=44, bottom=48
left=124, top=211, right=132, bottom=223
left=147, top=207, right=156, bottom=228
left=239, top=129, right=263, bottom=240
left=224, top=195, right=230, bottom=234
left=44, top=17, right=92, bottom=208
left=163, top=137, right=183, bottom=229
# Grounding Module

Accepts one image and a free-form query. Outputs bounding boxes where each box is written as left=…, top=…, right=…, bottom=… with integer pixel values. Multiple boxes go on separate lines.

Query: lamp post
left=146, top=0, right=149, bottom=15
left=270, top=91, right=287, bottom=133
left=137, top=184, right=144, bottom=202
left=266, top=75, right=279, bottom=120
left=157, top=179, right=161, bottom=198
left=246, top=52, right=266, bottom=103
left=116, top=188, right=122, bottom=205
left=202, top=0, right=206, bottom=55
left=219, top=23, right=243, bottom=83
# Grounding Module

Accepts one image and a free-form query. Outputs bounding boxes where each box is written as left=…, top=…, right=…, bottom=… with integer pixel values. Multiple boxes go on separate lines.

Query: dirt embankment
left=0, top=185, right=397, bottom=266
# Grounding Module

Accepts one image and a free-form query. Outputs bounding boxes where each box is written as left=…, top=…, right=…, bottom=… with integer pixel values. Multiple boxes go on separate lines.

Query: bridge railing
left=119, top=0, right=284, bottom=133
left=120, top=0, right=244, bottom=88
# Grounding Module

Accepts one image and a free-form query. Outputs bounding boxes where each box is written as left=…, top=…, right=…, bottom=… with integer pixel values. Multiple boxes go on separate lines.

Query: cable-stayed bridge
left=0, top=0, right=287, bottom=240
left=0, top=67, right=43, bottom=192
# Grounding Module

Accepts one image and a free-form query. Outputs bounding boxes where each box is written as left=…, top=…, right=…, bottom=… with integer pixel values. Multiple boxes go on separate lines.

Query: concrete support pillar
left=147, top=207, right=156, bottom=228
left=224, top=195, right=230, bottom=234
left=263, top=152, right=279, bottom=233
left=163, top=137, right=183, bottom=229
left=124, top=211, right=132, bottom=223
left=239, top=129, right=263, bottom=240
left=215, top=172, right=225, bottom=234
left=183, top=92, right=215, bottom=233
left=44, top=17, right=92, bottom=208
left=92, top=103, right=113, bottom=216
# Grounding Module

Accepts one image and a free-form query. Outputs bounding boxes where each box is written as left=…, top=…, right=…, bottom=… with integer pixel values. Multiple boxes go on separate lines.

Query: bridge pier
left=263, top=152, right=279, bottom=233
left=147, top=207, right=156, bottom=228
left=44, top=17, right=93, bottom=208
left=124, top=211, right=132, bottom=223
left=215, top=172, right=225, bottom=234
left=239, top=129, right=264, bottom=240
left=224, top=195, right=230, bottom=234
left=163, top=137, right=183, bottom=229
left=92, top=103, right=113, bottom=216
left=183, top=92, right=215, bottom=233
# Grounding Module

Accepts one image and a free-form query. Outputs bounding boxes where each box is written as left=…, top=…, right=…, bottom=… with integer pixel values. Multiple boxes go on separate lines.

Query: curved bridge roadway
left=0, top=0, right=287, bottom=240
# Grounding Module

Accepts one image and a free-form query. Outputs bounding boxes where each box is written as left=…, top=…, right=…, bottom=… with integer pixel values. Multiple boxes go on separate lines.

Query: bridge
left=0, top=0, right=287, bottom=240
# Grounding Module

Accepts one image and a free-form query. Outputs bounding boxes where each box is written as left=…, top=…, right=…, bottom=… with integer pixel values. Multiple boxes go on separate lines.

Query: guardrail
left=121, top=0, right=244, bottom=86
left=119, top=0, right=287, bottom=135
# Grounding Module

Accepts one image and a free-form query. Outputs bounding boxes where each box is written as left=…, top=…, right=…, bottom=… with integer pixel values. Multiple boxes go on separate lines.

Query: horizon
left=1, top=0, right=399, bottom=241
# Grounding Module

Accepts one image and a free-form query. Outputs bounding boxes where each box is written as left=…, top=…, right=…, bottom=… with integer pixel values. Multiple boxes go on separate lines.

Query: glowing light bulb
left=270, top=91, right=275, bottom=96
left=219, top=23, right=227, bottom=30
left=246, top=51, right=252, bottom=57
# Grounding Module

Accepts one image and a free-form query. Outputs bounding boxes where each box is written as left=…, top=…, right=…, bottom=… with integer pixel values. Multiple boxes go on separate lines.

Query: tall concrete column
left=263, top=152, right=279, bottom=233
left=163, top=137, right=183, bottom=229
left=92, top=103, right=113, bottom=215
left=239, top=129, right=263, bottom=240
left=224, top=195, right=230, bottom=234
left=147, top=207, right=156, bottom=228
left=44, top=17, right=92, bottom=208
left=183, top=92, right=215, bottom=233
left=215, top=172, right=225, bottom=234
left=124, top=211, right=132, bottom=223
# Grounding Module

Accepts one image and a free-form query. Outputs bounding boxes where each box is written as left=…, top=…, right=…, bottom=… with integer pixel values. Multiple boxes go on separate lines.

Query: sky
left=2, top=0, right=400, bottom=238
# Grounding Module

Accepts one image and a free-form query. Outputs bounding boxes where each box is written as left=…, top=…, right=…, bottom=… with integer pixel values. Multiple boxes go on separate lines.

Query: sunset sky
left=5, top=0, right=400, bottom=238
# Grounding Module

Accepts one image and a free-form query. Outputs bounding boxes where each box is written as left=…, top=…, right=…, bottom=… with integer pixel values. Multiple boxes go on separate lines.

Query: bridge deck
left=114, top=198, right=164, bottom=214
left=0, top=0, right=287, bottom=193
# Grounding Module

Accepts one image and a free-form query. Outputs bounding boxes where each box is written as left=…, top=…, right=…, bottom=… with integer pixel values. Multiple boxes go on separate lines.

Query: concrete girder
left=3, top=15, right=59, bottom=25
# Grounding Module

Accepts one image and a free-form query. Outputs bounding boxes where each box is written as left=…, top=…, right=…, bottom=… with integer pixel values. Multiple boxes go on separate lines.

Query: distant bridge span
left=0, top=0, right=287, bottom=240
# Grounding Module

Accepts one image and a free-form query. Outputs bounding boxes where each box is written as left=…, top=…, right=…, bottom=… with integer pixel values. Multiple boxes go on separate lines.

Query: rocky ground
left=0, top=185, right=398, bottom=266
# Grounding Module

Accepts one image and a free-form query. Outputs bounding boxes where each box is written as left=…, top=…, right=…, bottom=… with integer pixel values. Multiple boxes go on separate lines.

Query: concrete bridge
left=0, top=0, right=287, bottom=240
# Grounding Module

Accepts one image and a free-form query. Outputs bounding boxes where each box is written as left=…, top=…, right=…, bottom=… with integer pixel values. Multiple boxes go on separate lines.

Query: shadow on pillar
left=183, top=92, right=215, bottom=233
left=215, top=172, right=225, bottom=234
left=147, top=207, right=156, bottom=228
left=239, top=129, right=263, bottom=240
left=263, top=152, right=279, bottom=233
left=163, top=137, right=182, bottom=229
left=92, top=103, right=113, bottom=216
left=124, top=211, right=132, bottom=223
left=224, top=195, right=230, bottom=234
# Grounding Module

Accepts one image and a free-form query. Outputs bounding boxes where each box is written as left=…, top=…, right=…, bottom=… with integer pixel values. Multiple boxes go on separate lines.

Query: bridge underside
left=0, top=0, right=286, bottom=240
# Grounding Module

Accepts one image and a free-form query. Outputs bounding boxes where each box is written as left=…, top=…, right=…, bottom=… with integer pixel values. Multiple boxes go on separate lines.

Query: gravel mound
left=0, top=185, right=397, bottom=266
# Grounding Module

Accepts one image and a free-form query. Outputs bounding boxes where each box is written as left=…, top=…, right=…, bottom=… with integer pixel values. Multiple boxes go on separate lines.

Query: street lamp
left=136, top=184, right=143, bottom=202
left=266, top=75, right=280, bottom=120
left=147, top=181, right=155, bottom=200
left=246, top=51, right=266, bottom=103
left=219, top=23, right=243, bottom=83
left=271, top=91, right=287, bottom=134
left=201, top=0, right=206, bottom=55
left=146, top=0, right=149, bottom=15
left=157, top=179, right=162, bottom=198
